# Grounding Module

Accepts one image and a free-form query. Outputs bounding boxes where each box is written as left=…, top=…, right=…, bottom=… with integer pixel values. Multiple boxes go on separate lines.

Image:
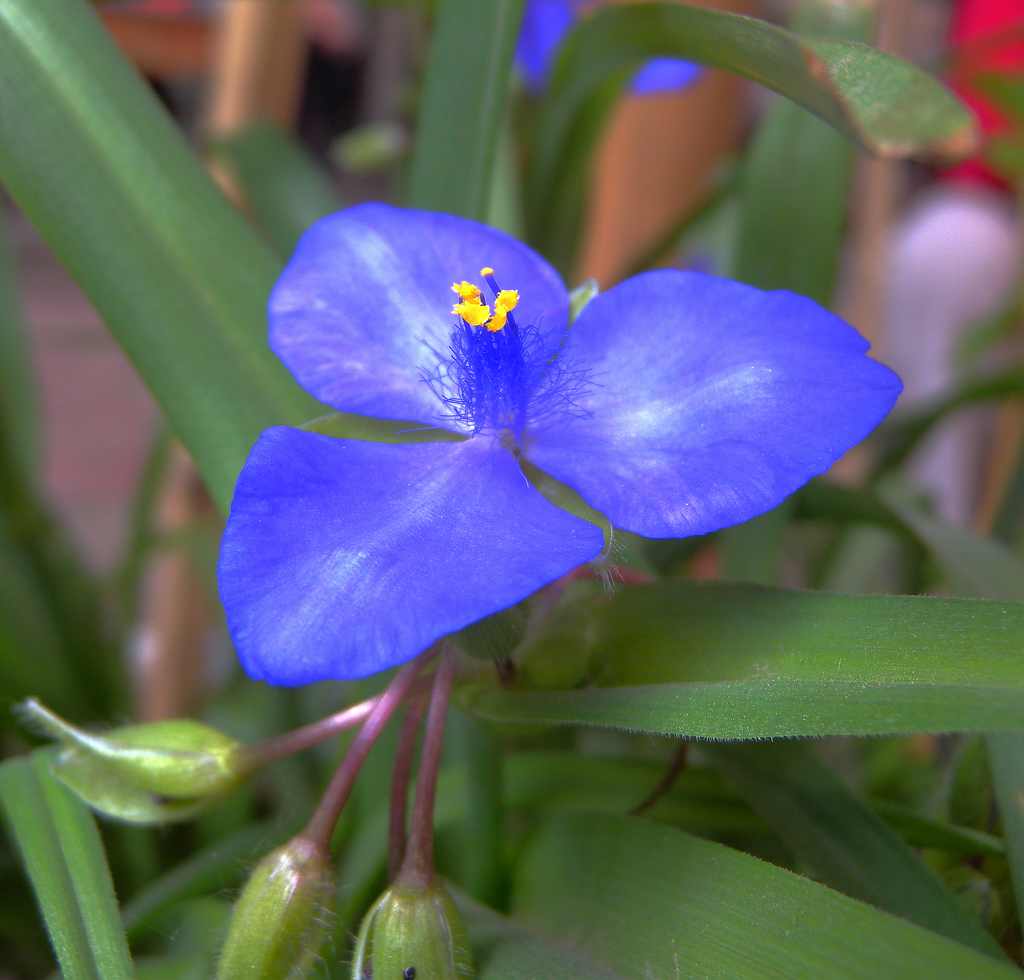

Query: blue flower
left=217, top=204, right=901, bottom=685
left=516, top=0, right=701, bottom=95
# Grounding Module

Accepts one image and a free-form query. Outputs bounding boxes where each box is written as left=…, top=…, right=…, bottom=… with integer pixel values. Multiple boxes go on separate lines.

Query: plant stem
left=399, top=647, right=456, bottom=888
left=629, top=743, right=689, bottom=817
left=245, top=695, right=382, bottom=769
left=388, top=695, right=429, bottom=880
left=301, top=651, right=435, bottom=852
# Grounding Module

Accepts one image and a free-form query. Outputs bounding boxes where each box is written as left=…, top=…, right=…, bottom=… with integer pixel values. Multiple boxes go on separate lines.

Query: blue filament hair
left=422, top=271, right=592, bottom=437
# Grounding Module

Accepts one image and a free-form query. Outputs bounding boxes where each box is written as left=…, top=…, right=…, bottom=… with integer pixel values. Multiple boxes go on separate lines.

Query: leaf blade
left=706, top=742, right=1005, bottom=958
left=462, top=582, right=1024, bottom=738
left=0, top=753, right=133, bottom=980
left=510, top=811, right=1019, bottom=979
left=408, top=0, right=524, bottom=219
left=0, top=0, right=318, bottom=511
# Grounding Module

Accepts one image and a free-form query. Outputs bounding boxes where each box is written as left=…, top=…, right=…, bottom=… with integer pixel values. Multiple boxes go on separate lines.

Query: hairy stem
left=388, top=695, right=429, bottom=880
left=399, top=647, right=456, bottom=888
left=301, top=651, right=436, bottom=852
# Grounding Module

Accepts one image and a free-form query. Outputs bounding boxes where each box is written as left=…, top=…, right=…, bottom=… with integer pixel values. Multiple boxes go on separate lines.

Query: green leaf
left=0, top=0, right=318, bottom=512
left=300, top=411, right=466, bottom=445
left=508, top=811, right=1020, bottom=979
left=443, top=711, right=505, bottom=906
left=877, top=484, right=1024, bottom=602
left=462, top=582, right=1024, bottom=738
left=874, top=369, right=1024, bottom=477
left=0, top=753, right=133, bottom=980
left=408, top=0, right=524, bottom=219
left=0, top=518, right=84, bottom=718
left=123, top=819, right=295, bottom=939
left=457, top=890, right=620, bottom=979
left=706, top=742, right=1005, bottom=958
left=528, top=2, right=976, bottom=262
left=731, top=0, right=870, bottom=302
left=0, top=204, right=37, bottom=479
left=211, top=121, right=341, bottom=257
left=873, top=800, right=1006, bottom=859
left=987, top=734, right=1024, bottom=939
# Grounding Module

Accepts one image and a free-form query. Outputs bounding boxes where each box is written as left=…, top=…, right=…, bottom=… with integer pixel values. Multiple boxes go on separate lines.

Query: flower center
left=422, top=266, right=590, bottom=438
left=450, top=267, right=520, bottom=334
left=421, top=267, right=543, bottom=436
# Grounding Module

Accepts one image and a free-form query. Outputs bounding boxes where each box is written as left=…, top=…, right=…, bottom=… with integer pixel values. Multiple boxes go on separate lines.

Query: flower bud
left=217, top=837, right=334, bottom=980
left=353, top=879, right=472, bottom=980
left=18, top=698, right=244, bottom=823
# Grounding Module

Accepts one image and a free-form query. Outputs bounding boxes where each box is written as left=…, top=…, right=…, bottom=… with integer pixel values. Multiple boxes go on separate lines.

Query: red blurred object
left=946, top=0, right=1024, bottom=187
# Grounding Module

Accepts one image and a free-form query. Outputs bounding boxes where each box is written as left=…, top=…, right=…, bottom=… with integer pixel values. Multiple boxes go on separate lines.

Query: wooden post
left=577, top=0, right=751, bottom=286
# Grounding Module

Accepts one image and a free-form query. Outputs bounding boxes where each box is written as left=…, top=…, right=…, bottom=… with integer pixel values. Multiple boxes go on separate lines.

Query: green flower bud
left=217, top=837, right=334, bottom=980
left=353, top=879, right=472, bottom=980
left=331, top=121, right=406, bottom=174
left=568, top=278, right=599, bottom=322
left=18, top=698, right=244, bottom=823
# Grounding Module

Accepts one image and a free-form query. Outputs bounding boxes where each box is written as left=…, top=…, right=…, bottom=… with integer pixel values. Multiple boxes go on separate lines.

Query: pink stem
left=388, top=695, right=429, bottom=880
left=243, top=696, right=381, bottom=769
left=301, top=650, right=437, bottom=852
left=399, top=647, right=456, bottom=888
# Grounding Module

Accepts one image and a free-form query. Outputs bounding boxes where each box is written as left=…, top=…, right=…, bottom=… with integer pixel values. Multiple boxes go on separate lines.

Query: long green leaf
left=0, top=753, right=133, bottom=980
left=874, top=800, right=1007, bottom=859
left=510, top=812, right=1019, bottom=979
left=706, top=742, right=1004, bottom=958
left=889, top=480, right=1024, bottom=941
left=874, top=369, right=1024, bottom=477
left=721, top=1, right=869, bottom=584
left=987, top=734, right=1024, bottom=939
left=408, top=0, right=524, bottom=219
left=528, top=2, right=976, bottom=261
left=0, top=204, right=37, bottom=478
left=211, top=121, right=341, bottom=257
left=461, top=582, right=1024, bottom=738
left=878, top=485, right=1024, bottom=603
left=0, top=518, right=84, bottom=717
left=0, top=0, right=317, bottom=512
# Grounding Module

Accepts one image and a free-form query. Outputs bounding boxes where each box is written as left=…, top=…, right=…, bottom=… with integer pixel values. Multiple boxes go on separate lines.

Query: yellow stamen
left=480, top=266, right=494, bottom=277
left=486, top=310, right=508, bottom=333
left=452, top=300, right=491, bottom=327
left=494, top=289, right=519, bottom=314
left=450, top=280, right=481, bottom=301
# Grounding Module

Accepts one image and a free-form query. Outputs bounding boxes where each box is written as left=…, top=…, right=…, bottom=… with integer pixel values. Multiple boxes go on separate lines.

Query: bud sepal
left=217, top=836, right=334, bottom=980
left=352, top=878, right=472, bottom=980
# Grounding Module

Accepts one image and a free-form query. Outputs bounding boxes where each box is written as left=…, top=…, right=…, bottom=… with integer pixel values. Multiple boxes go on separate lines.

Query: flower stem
left=629, top=743, right=689, bottom=817
left=301, top=651, right=436, bottom=853
left=242, top=695, right=382, bottom=770
left=387, top=695, right=429, bottom=880
left=398, top=647, right=456, bottom=889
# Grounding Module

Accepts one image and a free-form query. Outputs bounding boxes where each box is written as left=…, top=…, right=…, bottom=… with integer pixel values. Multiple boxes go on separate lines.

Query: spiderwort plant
left=217, top=203, right=901, bottom=685
left=516, top=0, right=702, bottom=95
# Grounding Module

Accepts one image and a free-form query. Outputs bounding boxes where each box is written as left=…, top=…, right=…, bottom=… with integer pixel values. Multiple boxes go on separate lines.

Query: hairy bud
left=18, top=698, right=243, bottom=823
left=353, top=879, right=472, bottom=979
left=217, top=836, right=334, bottom=980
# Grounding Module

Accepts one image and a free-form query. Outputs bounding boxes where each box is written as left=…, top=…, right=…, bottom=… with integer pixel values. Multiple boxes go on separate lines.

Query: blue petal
left=525, top=270, right=902, bottom=539
left=516, top=0, right=574, bottom=92
left=630, top=58, right=702, bottom=95
left=218, top=429, right=603, bottom=684
left=269, top=204, right=569, bottom=429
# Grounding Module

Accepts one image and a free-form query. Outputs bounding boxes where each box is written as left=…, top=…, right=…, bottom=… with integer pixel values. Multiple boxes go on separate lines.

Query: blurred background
left=1, top=0, right=1022, bottom=974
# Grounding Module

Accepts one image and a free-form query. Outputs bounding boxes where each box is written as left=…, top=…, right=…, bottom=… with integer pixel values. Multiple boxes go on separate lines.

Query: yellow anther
left=486, top=310, right=508, bottom=332
left=480, top=266, right=494, bottom=277
left=452, top=300, right=491, bottom=327
left=450, top=280, right=481, bottom=301
left=494, top=289, right=519, bottom=314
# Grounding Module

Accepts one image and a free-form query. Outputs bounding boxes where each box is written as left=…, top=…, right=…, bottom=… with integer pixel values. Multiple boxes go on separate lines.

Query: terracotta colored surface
left=577, top=0, right=751, bottom=286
